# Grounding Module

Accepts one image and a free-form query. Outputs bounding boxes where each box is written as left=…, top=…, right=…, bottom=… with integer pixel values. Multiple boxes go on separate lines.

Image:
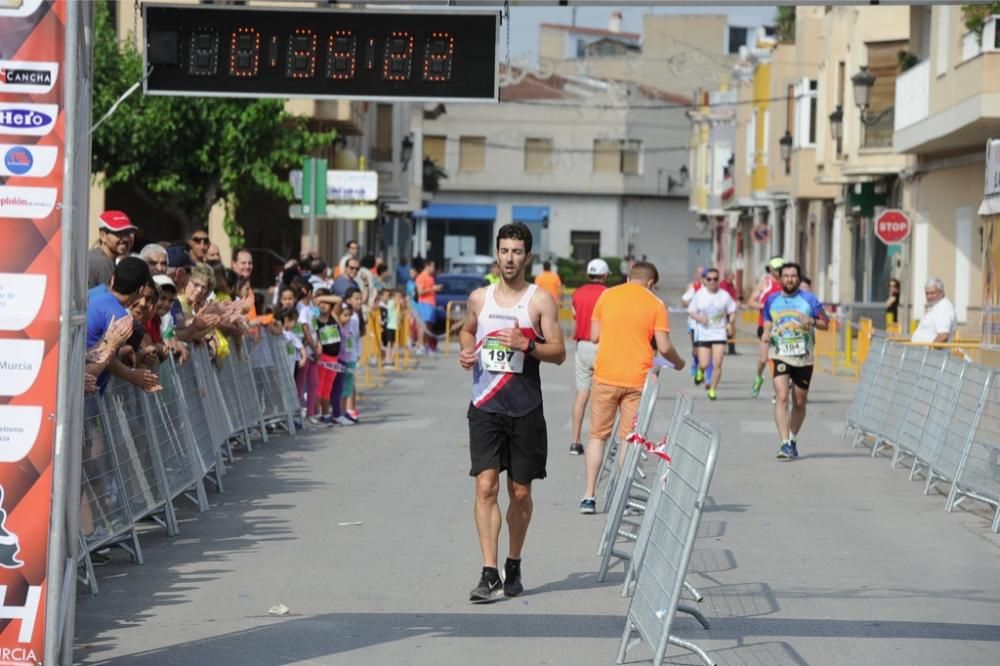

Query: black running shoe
left=469, top=567, right=503, bottom=603
left=503, top=560, right=523, bottom=597
left=569, top=442, right=584, bottom=455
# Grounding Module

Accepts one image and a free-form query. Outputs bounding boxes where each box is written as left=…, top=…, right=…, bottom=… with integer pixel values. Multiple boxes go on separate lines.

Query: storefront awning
left=414, top=203, right=496, bottom=221
left=512, top=205, right=550, bottom=223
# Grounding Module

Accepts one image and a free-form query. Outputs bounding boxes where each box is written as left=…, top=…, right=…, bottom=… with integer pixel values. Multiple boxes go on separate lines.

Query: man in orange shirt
left=534, top=260, right=562, bottom=303
left=415, top=259, right=442, bottom=328
left=579, top=261, right=685, bottom=514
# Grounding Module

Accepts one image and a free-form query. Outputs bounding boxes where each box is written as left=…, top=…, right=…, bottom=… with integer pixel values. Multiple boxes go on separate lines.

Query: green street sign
left=300, top=158, right=329, bottom=216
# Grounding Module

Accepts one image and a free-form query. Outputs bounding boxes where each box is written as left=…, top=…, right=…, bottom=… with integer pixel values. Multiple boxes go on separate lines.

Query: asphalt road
left=75, top=328, right=1000, bottom=665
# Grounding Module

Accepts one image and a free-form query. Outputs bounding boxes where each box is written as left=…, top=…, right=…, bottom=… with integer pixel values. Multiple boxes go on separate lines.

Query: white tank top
left=471, top=284, right=543, bottom=416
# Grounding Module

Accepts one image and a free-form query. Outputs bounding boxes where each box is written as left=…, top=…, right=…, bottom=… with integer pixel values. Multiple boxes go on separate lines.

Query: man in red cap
left=88, top=210, right=137, bottom=289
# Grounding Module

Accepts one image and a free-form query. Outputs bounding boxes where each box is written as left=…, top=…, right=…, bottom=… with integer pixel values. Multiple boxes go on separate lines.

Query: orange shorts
left=588, top=382, right=643, bottom=441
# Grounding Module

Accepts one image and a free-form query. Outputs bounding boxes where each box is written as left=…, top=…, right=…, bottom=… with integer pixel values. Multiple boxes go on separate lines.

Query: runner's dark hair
left=496, top=222, right=533, bottom=253
left=780, top=262, right=802, bottom=278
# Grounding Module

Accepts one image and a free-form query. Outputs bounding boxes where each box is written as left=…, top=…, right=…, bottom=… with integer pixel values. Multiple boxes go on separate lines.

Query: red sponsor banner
left=0, top=1, right=65, bottom=663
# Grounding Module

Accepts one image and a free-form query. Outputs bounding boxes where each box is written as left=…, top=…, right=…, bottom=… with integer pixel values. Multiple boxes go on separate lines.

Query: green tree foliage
left=775, top=7, right=796, bottom=43
left=962, top=3, right=1000, bottom=34
left=91, top=1, right=336, bottom=245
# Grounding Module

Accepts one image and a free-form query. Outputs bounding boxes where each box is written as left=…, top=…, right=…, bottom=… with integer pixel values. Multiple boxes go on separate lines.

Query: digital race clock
left=143, top=4, right=499, bottom=103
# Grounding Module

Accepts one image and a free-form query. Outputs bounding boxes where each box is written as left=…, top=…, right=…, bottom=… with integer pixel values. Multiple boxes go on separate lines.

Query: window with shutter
left=593, top=140, right=620, bottom=173
left=459, top=136, right=486, bottom=172
left=621, top=140, right=641, bottom=175
left=423, top=135, right=446, bottom=167
left=524, top=138, right=553, bottom=173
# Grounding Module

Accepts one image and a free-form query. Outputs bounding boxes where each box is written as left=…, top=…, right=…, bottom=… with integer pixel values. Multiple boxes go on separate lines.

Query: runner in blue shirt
left=762, top=262, right=829, bottom=460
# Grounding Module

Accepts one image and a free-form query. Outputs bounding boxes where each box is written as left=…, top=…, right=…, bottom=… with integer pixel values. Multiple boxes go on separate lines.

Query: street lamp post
left=779, top=131, right=793, bottom=174
left=829, top=105, right=844, bottom=155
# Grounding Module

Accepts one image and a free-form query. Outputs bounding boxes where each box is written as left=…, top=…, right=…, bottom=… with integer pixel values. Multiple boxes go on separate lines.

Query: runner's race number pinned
left=480, top=336, right=524, bottom=374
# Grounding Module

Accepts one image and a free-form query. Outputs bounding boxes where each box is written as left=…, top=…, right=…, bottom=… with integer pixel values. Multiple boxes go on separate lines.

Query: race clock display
left=144, top=4, right=499, bottom=102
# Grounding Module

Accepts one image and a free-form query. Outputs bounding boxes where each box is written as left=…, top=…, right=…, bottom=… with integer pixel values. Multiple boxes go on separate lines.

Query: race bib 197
left=480, top=337, right=524, bottom=374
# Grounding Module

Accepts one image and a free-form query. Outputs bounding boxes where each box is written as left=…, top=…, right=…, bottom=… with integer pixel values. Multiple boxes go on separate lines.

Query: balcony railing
left=861, top=108, right=895, bottom=149
left=894, top=60, right=929, bottom=131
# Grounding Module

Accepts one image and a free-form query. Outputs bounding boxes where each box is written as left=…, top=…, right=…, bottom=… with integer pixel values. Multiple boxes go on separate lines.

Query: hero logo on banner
left=0, top=61, right=58, bottom=94
left=0, top=186, right=57, bottom=219
left=0, top=103, right=58, bottom=137
left=0, top=144, right=57, bottom=177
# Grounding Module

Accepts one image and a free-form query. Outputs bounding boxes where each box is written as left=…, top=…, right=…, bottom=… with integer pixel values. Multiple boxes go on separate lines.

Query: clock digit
left=286, top=28, right=318, bottom=79
left=188, top=29, right=219, bottom=76
left=422, top=32, right=455, bottom=82
left=228, top=26, right=260, bottom=78
left=382, top=31, right=414, bottom=81
left=326, top=30, right=357, bottom=80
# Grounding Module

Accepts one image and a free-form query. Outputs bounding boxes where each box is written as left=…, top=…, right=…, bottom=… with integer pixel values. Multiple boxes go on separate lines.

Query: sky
left=506, top=4, right=777, bottom=66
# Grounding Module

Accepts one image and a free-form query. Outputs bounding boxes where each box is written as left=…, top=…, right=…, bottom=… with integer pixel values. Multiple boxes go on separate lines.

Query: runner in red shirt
left=748, top=257, right=785, bottom=398
left=568, top=259, right=609, bottom=455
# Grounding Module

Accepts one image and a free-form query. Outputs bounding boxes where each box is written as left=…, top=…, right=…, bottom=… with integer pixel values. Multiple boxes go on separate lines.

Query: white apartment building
left=419, top=67, right=703, bottom=293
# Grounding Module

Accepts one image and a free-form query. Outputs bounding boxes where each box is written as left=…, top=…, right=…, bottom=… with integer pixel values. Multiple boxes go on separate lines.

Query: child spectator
left=328, top=302, right=355, bottom=425
left=280, top=308, right=306, bottom=375
left=312, top=288, right=344, bottom=425
left=290, top=277, right=320, bottom=420
left=339, top=288, right=364, bottom=423
left=382, top=289, right=402, bottom=366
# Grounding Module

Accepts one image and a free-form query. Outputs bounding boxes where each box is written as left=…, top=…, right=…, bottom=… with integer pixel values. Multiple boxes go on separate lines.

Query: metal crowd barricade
left=597, top=370, right=662, bottom=577
left=100, top=376, right=178, bottom=536
left=171, top=353, right=225, bottom=493
left=917, top=361, right=993, bottom=496
left=265, top=333, right=303, bottom=431
left=888, top=348, right=948, bottom=468
left=947, top=370, right=1000, bottom=531
left=601, top=370, right=661, bottom=511
left=844, top=330, right=889, bottom=443
left=870, top=346, right=926, bottom=462
left=622, top=393, right=693, bottom=597
left=842, top=339, right=1000, bottom=533
left=190, top=345, right=236, bottom=463
left=231, top=341, right=268, bottom=443
left=77, top=332, right=308, bottom=595
left=216, top=351, right=253, bottom=452
left=79, top=395, right=141, bottom=595
left=617, top=414, right=721, bottom=666
left=142, top=361, right=207, bottom=512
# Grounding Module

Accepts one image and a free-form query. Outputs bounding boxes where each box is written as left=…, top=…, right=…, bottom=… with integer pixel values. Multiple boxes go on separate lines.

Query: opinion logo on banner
left=0, top=185, right=57, bottom=219
left=0, top=103, right=58, bottom=136
left=0, top=60, right=58, bottom=94
left=0, top=144, right=57, bottom=177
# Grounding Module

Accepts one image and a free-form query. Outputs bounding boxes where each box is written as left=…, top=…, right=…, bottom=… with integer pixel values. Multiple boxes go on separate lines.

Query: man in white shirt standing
left=911, top=277, right=957, bottom=344
left=687, top=268, right=737, bottom=400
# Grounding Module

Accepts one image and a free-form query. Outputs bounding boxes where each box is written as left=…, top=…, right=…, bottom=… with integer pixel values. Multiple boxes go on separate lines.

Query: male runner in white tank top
left=458, top=222, right=565, bottom=603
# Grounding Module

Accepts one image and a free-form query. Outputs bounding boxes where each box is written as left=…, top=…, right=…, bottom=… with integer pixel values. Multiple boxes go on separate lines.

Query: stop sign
left=875, top=209, right=911, bottom=245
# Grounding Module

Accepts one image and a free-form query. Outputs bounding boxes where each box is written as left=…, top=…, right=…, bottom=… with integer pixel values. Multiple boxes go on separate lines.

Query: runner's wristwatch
left=525, top=339, right=536, bottom=354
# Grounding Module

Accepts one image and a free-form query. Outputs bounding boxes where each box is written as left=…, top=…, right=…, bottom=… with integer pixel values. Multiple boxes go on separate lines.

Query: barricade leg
left=663, top=635, right=716, bottom=666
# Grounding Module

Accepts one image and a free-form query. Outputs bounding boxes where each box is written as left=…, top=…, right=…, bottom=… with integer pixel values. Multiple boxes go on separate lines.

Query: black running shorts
left=467, top=403, right=548, bottom=484
left=771, top=360, right=814, bottom=390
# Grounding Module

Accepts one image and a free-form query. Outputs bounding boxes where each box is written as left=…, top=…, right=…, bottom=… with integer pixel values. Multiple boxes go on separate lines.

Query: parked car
left=430, top=273, right=487, bottom=334
left=445, top=255, right=494, bottom=277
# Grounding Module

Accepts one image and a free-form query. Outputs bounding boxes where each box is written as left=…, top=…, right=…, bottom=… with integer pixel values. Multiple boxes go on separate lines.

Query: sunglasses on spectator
left=347, top=264, right=360, bottom=271
left=704, top=276, right=719, bottom=282
left=191, top=236, right=210, bottom=244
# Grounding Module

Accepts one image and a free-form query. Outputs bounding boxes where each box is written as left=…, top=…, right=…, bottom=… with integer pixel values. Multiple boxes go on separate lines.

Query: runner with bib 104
left=761, top=262, right=829, bottom=461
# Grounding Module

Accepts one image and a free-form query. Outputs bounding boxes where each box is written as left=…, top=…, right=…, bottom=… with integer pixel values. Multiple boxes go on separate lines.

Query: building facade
left=421, top=67, right=701, bottom=293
